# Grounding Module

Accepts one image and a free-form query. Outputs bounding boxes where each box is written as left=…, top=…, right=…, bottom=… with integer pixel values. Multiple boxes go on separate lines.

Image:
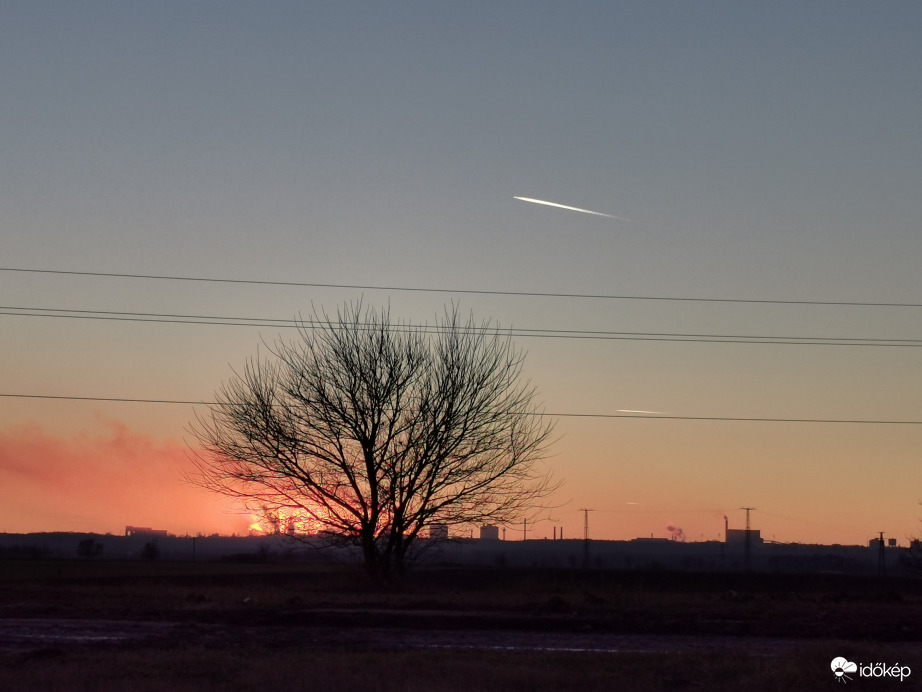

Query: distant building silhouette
left=725, top=528, right=763, bottom=545
left=429, top=524, right=449, bottom=540
left=868, top=537, right=900, bottom=550
left=479, top=525, right=500, bottom=540
left=125, top=526, right=168, bottom=537
left=0, top=531, right=914, bottom=574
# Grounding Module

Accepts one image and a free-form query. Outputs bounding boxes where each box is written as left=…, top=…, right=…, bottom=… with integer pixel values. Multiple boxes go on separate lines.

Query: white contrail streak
left=514, top=196, right=630, bottom=220
left=616, top=409, right=664, bottom=415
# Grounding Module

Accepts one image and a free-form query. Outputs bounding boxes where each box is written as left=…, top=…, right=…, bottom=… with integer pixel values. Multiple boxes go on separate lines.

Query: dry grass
left=6, top=642, right=915, bottom=692
left=1, top=561, right=920, bottom=690
left=2, top=561, right=919, bottom=640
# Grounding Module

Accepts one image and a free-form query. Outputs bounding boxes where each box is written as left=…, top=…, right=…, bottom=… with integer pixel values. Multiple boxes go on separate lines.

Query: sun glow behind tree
left=190, top=302, right=556, bottom=580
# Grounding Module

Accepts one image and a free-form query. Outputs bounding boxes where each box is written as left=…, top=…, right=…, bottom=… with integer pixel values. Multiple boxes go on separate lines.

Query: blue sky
left=1, top=2, right=920, bottom=542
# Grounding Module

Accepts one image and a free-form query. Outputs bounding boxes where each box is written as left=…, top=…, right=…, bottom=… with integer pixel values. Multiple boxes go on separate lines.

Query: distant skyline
left=1, top=2, right=920, bottom=544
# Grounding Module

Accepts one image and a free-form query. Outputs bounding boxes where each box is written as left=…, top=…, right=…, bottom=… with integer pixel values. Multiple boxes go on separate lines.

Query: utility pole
left=523, top=518, right=527, bottom=541
left=741, top=507, right=756, bottom=571
left=878, top=531, right=886, bottom=577
left=579, top=508, right=593, bottom=569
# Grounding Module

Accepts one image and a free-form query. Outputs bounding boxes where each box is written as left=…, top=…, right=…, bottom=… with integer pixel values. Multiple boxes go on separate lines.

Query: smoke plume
left=666, top=524, right=686, bottom=542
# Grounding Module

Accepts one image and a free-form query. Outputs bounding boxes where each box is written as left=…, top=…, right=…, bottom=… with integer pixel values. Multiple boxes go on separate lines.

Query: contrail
left=514, top=196, right=630, bottom=220
left=617, top=409, right=664, bottom=415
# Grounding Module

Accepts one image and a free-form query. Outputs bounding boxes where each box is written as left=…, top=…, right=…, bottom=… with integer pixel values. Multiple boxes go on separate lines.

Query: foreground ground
left=0, top=560, right=919, bottom=690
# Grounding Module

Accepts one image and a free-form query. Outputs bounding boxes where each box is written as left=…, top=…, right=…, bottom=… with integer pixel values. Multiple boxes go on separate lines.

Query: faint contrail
left=514, top=196, right=630, bottom=220
left=617, top=409, right=664, bottom=415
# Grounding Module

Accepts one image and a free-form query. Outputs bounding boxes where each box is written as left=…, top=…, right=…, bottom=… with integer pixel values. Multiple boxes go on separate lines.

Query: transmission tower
left=740, top=507, right=756, bottom=571
left=579, top=508, right=593, bottom=569
left=878, top=531, right=886, bottom=577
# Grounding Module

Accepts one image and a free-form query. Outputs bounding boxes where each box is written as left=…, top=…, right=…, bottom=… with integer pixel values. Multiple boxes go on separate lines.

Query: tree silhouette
left=189, top=303, right=555, bottom=581
left=76, top=538, right=103, bottom=559
left=140, top=540, right=159, bottom=561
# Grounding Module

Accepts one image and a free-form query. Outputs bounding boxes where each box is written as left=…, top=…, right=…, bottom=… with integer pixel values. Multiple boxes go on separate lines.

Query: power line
left=593, top=508, right=727, bottom=514
left=0, top=394, right=207, bottom=405
left=542, top=414, right=922, bottom=424
left=2, top=306, right=921, bottom=347
left=4, top=266, right=922, bottom=308
left=756, top=509, right=869, bottom=539
left=741, top=506, right=756, bottom=571
left=579, top=508, right=594, bottom=568
left=1, top=393, right=921, bottom=424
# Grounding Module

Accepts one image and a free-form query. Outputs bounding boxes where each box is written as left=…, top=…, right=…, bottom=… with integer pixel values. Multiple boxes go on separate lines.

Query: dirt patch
left=0, top=615, right=807, bottom=656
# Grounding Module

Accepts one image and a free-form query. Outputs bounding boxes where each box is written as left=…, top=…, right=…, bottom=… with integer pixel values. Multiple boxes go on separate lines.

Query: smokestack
left=724, top=515, right=729, bottom=542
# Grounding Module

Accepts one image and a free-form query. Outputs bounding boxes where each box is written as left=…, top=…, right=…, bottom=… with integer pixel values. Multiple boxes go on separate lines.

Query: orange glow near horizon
left=0, top=417, right=248, bottom=536
left=246, top=508, right=326, bottom=537
left=0, top=414, right=919, bottom=548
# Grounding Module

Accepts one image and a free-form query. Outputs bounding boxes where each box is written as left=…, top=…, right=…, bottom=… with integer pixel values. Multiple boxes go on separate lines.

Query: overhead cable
left=2, top=306, right=920, bottom=347
left=3, top=266, right=922, bottom=308
left=1, top=393, right=920, bottom=424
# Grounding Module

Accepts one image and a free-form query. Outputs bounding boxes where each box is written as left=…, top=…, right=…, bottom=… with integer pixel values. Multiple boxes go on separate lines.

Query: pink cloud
left=0, top=418, right=245, bottom=535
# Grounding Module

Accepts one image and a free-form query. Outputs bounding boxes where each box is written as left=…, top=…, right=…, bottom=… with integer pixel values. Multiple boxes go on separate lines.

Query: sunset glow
left=0, top=419, right=247, bottom=535
left=2, top=3, right=920, bottom=548
left=246, top=509, right=326, bottom=537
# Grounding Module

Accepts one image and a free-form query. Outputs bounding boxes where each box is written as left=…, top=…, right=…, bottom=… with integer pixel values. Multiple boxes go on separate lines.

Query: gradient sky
left=2, top=2, right=920, bottom=544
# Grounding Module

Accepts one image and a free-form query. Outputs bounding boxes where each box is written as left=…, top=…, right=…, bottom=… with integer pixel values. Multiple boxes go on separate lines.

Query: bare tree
left=189, top=302, right=556, bottom=581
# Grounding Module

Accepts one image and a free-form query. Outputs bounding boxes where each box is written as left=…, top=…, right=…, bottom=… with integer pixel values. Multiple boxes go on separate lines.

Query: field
left=1, top=560, right=920, bottom=690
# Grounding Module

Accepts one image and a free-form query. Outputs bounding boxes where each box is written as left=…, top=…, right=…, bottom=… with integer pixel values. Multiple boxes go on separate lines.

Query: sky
left=1, top=1, right=921, bottom=545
